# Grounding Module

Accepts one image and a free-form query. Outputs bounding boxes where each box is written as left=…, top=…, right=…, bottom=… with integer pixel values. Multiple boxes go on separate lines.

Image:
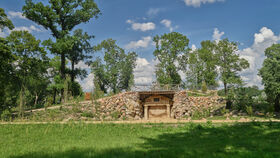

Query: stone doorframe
left=144, top=104, right=171, bottom=120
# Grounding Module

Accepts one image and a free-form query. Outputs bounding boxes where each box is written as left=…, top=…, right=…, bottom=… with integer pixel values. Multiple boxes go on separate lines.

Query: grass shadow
left=9, top=122, right=280, bottom=158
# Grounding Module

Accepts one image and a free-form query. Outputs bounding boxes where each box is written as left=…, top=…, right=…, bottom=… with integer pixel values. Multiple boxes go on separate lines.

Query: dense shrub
left=1, top=109, right=11, bottom=121
left=201, top=81, right=207, bottom=93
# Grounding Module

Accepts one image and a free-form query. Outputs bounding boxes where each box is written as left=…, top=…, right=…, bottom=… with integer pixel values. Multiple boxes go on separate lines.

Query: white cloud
left=7, top=11, right=27, bottom=20
left=76, top=73, right=94, bottom=92
left=133, top=57, right=156, bottom=85
left=161, top=19, right=171, bottom=28
left=126, top=20, right=156, bottom=32
left=191, top=44, right=197, bottom=51
left=184, top=0, right=225, bottom=8
left=75, top=61, right=90, bottom=69
left=212, top=28, right=224, bottom=42
left=161, top=19, right=172, bottom=32
left=239, top=27, right=280, bottom=87
left=13, top=25, right=43, bottom=33
left=147, top=8, right=161, bottom=16
left=0, top=25, right=44, bottom=37
left=160, top=19, right=178, bottom=32
left=74, top=61, right=93, bottom=92
left=125, top=36, right=152, bottom=50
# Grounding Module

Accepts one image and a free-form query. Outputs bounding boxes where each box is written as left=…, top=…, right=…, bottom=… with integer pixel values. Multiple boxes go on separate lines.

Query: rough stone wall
left=97, top=92, right=143, bottom=120
left=95, top=91, right=224, bottom=120
left=172, top=91, right=225, bottom=119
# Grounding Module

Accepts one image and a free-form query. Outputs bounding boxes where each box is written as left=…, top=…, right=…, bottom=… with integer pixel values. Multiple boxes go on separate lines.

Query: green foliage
left=23, top=0, right=100, bottom=102
left=22, top=0, right=100, bottom=39
left=110, top=111, right=121, bottom=119
left=259, top=44, right=280, bottom=112
left=0, top=8, right=14, bottom=30
left=92, top=81, right=104, bottom=100
left=185, top=50, right=203, bottom=89
left=81, top=111, right=94, bottom=118
left=92, top=39, right=137, bottom=94
left=191, top=108, right=211, bottom=119
left=201, top=81, right=207, bottom=93
left=185, top=40, right=218, bottom=90
left=1, top=109, right=11, bottom=121
left=246, top=106, right=253, bottom=116
left=0, top=9, right=16, bottom=111
left=6, top=30, right=48, bottom=116
left=153, top=32, right=189, bottom=85
left=215, top=39, right=249, bottom=96
left=220, top=107, right=229, bottom=115
left=223, top=86, right=271, bottom=114
left=67, top=29, right=93, bottom=82
left=70, top=81, right=83, bottom=97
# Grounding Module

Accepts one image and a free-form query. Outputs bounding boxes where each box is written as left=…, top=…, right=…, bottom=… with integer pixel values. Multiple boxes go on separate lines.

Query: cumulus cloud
left=125, top=36, right=152, bottom=50
left=161, top=19, right=171, bottom=28
left=76, top=73, right=94, bottom=92
left=7, top=11, right=27, bottom=20
left=133, top=57, right=156, bottom=85
left=239, top=27, right=280, bottom=87
left=184, top=0, right=225, bottom=8
left=191, top=44, right=197, bottom=51
left=160, top=19, right=177, bottom=32
left=212, top=28, right=224, bottom=42
left=126, top=20, right=156, bottom=32
left=74, top=61, right=93, bottom=92
left=147, top=8, right=162, bottom=16
left=0, top=25, right=44, bottom=37
left=13, top=25, right=44, bottom=33
left=75, top=61, right=90, bottom=69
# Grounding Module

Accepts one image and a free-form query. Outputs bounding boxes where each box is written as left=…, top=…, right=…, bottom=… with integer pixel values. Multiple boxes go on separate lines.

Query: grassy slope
left=1, top=122, right=280, bottom=158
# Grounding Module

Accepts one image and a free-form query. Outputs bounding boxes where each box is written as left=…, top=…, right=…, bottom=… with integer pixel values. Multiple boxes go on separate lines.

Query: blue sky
left=1, top=0, right=280, bottom=91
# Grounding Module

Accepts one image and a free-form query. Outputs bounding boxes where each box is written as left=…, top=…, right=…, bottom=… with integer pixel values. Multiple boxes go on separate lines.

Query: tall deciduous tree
left=0, top=8, right=15, bottom=111
left=92, top=39, right=137, bottom=94
left=22, top=0, right=100, bottom=100
left=198, top=40, right=218, bottom=89
left=185, top=49, right=203, bottom=89
left=215, top=39, right=249, bottom=109
left=153, top=32, right=189, bottom=85
left=7, top=31, right=47, bottom=116
left=259, top=44, right=280, bottom=112
left=67, top=29, right=93, bottom=82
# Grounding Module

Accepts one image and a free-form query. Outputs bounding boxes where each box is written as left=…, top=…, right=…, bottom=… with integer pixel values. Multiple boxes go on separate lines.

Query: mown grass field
left=1, top=122, right=280, bottom=158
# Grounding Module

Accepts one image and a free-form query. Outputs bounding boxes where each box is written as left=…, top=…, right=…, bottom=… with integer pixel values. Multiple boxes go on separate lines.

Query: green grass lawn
left=1, top=122, right=280, bottom=158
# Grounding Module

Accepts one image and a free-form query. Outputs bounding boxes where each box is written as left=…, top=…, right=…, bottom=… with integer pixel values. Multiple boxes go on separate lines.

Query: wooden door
left=148, top=106, right=167, bottom=118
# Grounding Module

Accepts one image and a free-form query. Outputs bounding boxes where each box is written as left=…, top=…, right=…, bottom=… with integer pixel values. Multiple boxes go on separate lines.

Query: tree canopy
left=259, top=44, right=280, bottom=112
left=153, top=32, right=189, bottom=85
left=23, top=0, right=100, bottom=81
left=6, top=30, right=48, bottom=115
left=92, top=39, right=137, bottom=94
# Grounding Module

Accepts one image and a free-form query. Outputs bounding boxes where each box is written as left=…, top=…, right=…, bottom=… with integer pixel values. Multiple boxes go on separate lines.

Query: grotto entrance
left=139, top=91, right=175, bottom=120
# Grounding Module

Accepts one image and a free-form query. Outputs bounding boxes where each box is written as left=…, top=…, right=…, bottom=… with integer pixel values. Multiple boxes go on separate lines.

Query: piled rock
left=172, top=91, right=225, bottom=119
left=95, top=92, right=142, bottom=120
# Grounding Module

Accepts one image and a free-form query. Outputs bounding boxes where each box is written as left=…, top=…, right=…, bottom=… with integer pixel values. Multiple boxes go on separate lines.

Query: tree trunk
left=34, top=92, right=38, bottom=107
left=275, top=94, right=280, bottom=112
left=53, top=89, right=56, bottom=104
left=224, top=82, right=232, bottom=109
left=19, top=85, right=25, bottom=117
left=61, top=53, right=66, bottom=79
left=224, top=82, right=227, bottom=96
left=61, top=53, right=66, bottom=103
left=71, top=60, right=75, bottom=82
